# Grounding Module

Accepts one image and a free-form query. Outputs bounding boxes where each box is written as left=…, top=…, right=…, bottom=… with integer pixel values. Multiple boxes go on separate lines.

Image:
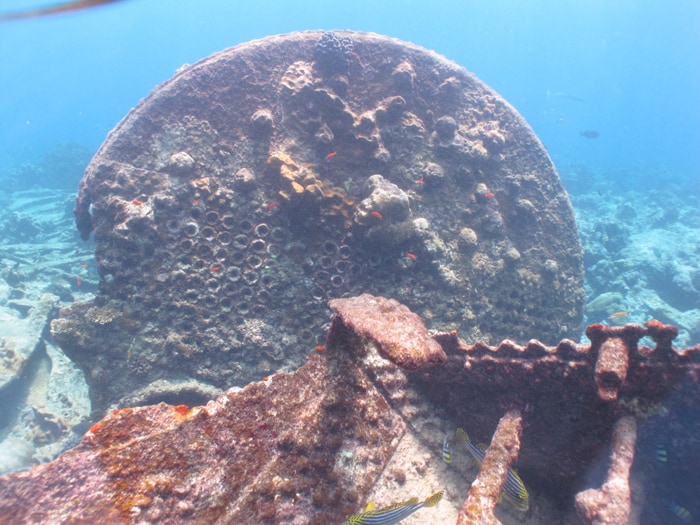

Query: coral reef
left=58, top=30, right=584, bottom=414
left=571, top=172, right=700, bottom=347
left=0, top=188, right=93, bottom=473
left=0, top=143, right=92, bottom=192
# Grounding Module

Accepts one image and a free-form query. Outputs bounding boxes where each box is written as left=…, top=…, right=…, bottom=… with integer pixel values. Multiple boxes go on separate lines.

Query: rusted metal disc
left=55, top=31, right=584, bottom=411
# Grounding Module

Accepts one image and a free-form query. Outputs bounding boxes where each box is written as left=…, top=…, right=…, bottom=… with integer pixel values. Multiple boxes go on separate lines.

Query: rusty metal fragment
left=0, top=345, right=405, bottom=523
left=329, top=293, right=446, bottom=370
left=418, top=318, right=700, bottom=513
left=594, top=336, right=629, bottom=401
left=1, top=294, right=698, bottom=523
left=457, top=409, right=523, bottom=525
left=575, top=416, right=637, bottom=525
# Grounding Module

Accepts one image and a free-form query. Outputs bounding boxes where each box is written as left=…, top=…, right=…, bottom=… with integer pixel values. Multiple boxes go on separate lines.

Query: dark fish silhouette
left=0, top=0, right=126, bottom=22
left=580, top=130, right=600, bottom=139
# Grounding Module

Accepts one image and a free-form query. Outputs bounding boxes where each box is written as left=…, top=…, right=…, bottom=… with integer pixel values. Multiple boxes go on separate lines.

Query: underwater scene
left=0, top=1, right=698, bottom=524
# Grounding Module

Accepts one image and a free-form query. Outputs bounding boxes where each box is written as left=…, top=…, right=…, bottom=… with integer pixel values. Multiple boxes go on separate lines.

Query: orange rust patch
left=173, top=404, right=192, bottom=418
left=112, top=407, right=132, bottom=417
left=89, top=422, right=102, bottom=434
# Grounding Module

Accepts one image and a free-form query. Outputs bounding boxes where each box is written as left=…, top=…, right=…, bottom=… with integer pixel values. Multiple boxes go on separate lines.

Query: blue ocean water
left=2, top=0, right=698, bottom=333
left=1, top=0, right=699, bottom=183
left=0, top=1, right=699, bottom=523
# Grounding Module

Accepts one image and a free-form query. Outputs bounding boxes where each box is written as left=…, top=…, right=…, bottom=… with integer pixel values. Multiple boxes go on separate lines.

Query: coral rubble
left=0, top=188, right=94, bottom=474
left=58, top=30, right=584, bottom=413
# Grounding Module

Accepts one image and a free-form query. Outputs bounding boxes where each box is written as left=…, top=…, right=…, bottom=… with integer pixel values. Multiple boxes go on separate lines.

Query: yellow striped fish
left=655, top=443, right=667, bottom=464
left=442, top=433, right=452, bottom=464
left=455, top=428, right=529, bottom=511
left=341, top=490, right=443, bottom=525
left=665, top=499, right=692, bottom=523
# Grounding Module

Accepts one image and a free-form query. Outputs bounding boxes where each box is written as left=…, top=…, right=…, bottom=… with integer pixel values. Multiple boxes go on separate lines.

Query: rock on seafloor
left=56, top=30, right=584, bottom=414
left=0, top=293, right=56, bottom=394
left=0, top=187, right=95, bottom=473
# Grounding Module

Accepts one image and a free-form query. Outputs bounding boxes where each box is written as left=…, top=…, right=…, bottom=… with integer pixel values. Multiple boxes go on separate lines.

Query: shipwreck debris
left=58, top=30, right=584, bottom=414
left=457, top=409, right=524, bottom=525
left=575, top=416, right=637, bottom=525
left=3, top=296, right=699, bottom=522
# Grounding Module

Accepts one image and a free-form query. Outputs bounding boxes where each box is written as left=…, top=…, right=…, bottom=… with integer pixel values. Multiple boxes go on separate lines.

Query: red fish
left=326, top=151, right=337, bottom=159
left=406, top=253, right=417, bottom=261
left=81, top=263, right=88, bottom=268
left=485, top=193, right=495, bottom=198
left=193, top=199, right=199, bottom=206
left=266, top=201, right=281, bottom=211
left=416, top=177, right=424, bottom=185
left=371, top=211, right=382, bottom=219
left=211, top=266, right=221, bottom=272
left=315, top=345, right=326, bottom=353
left=76, top=278, right=82, bottom=286
left=132, top=199, right=143, bottom=205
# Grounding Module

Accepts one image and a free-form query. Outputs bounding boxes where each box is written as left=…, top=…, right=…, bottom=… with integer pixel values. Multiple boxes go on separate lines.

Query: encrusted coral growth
left=457, top=409, right=523, bottom=525
left=329, top=294, right=446, bottom=370
left=3, top=293, right=700, bottom=523
left=420, top=319, right=700, bottom=515
left=575, top=416, right=637, bottom=525
left=0, top=341, right=405, bottom=524
left=313, top=31, right=355, bottom=75
left=61, top=30, right=585, bottom=414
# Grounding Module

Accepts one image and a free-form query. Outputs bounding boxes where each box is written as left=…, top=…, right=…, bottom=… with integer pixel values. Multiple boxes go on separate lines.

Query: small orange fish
left=132, top=199, right=143, bottom=205
left=485, top=192, right=495, bottom=198
left=371, top=211, right=382, bottom=219
left=211, top=266, right=221, bottom=272
left=608, top=311, right=629, bottom=320
left=81, top=263, right=88, bottom=268
left=315, top=345, right=326, bottom=353
left=76, top=278, right=82, bottom=286
left=326, top=151, right=337, bottom=159
left=266, top=201, right=281, bottom=211
left=193, top=199, right=199, bottom=206
left=406, top=253, right=417, bottom=261
left=416, top=177, right=424, bottom=185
